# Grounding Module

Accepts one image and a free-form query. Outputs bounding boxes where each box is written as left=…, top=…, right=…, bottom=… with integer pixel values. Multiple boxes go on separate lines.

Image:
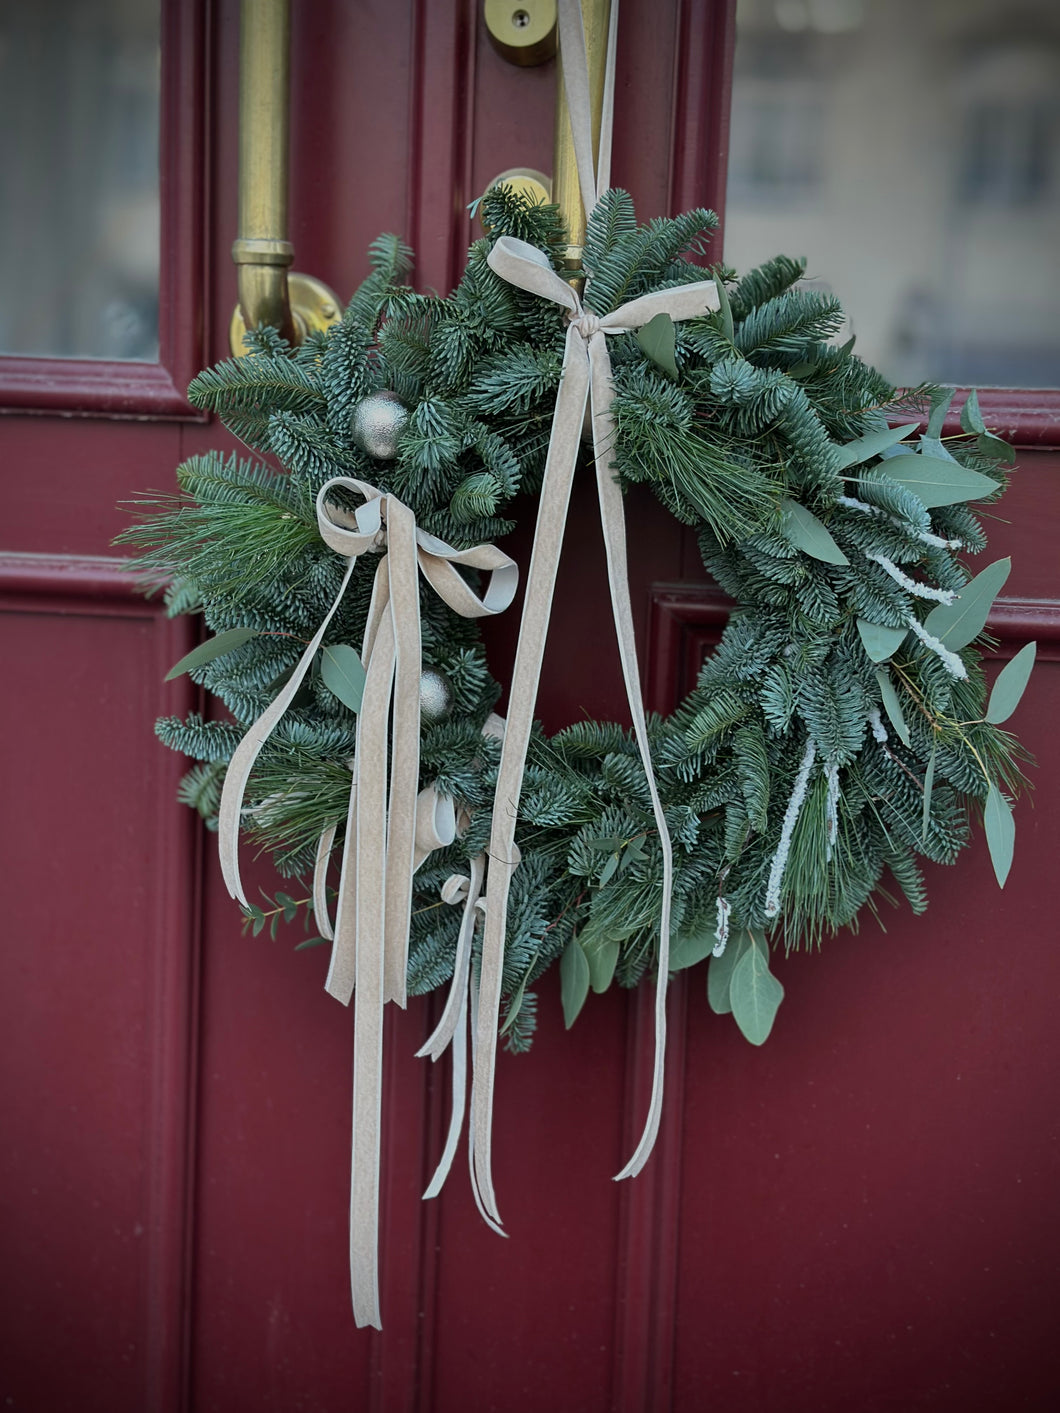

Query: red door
left=2, top=3, right=1058, bottom=1410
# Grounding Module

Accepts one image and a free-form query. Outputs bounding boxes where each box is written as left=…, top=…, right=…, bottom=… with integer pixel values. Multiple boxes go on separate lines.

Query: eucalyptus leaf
left=587, top=938, right=619, bottom=994
left=599, top=852, right=620, bottom=886
left=857, top=619, right=908, bottom=664
left=560, top=939, right=591, bottom=1028
left=921, top=738, right=936, bottom=843
left=923, top=558, right=1010, bottom=650
left=834, top=422, right=919, bottom=471
left=986, top=641, right=1036, bottom=724
left=881, top=454, right=999, bottom=509
left=926, top=387, right=955, bottom=439
left=918, top=435, right=958, bottom=463
left=636, top=312, right=678, bottom=378
left=959, top=388, right=986, bottom=435
left=978, top=432, right=1016, bottom=466
left=781, top=498, right=849, bottom=565
left=729, top=934, right=784, bottom=1046
left=499, top=971, right=530, bottom=1035
left=321, top=644, right=366, bottom=712
left=165, top=626, right=261, bottom=681
left=707, top=928, right=751, bottom=1015
left=294, top=935, right=328, bottom=950
left=984, top=784, right=1015, bottom=888
left=668, top=923, right=718, bottom=973
left=876, top=667, right=911, bottom=746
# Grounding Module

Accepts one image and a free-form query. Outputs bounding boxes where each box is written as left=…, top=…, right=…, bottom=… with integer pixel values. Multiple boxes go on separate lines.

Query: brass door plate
left=230, top=271, right=342, bottom=357
left=484, top=0, right=557, bottom=65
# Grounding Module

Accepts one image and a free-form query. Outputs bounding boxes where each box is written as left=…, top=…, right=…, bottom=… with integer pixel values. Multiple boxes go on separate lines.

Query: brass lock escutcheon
left=484, top=0, right=558, bottom=65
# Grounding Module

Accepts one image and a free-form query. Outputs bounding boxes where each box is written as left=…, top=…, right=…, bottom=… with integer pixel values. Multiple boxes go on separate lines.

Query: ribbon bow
left=469, top=0, right=721, bottom=1229
left=217, top=476, right=517, bottom=1328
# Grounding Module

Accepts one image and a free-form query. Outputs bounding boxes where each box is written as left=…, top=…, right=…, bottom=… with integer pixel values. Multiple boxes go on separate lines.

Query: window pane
left=0, top=0, right=160, bottom=361
left=725, top=0, right=1060, bottom=389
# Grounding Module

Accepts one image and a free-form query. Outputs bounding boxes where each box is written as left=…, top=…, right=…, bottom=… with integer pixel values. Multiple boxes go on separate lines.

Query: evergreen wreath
left=121, top=181, right=1032, bottom=1055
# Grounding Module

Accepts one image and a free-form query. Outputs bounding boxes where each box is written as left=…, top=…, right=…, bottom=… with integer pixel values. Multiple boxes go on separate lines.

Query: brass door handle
left=230, top=0, right=340, bottom=356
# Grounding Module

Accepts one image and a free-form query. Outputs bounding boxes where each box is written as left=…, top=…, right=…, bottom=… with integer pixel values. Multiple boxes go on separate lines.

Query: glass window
left=0, top=0, right=160, bottom=361
left=725, top=0, right=1060, bottom=389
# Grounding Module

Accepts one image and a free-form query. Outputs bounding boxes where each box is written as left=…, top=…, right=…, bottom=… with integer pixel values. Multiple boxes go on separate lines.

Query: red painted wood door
left=2, top=3, right=1057, bottom=1411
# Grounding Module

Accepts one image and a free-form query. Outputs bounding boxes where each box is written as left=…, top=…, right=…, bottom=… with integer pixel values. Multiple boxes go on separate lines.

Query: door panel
left=0, top=561, right=198, bottom=1413
left=2, top=3, right=1057, bottom=1411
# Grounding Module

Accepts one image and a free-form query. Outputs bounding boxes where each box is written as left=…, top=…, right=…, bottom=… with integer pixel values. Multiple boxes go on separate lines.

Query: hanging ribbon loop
left=471, top=0, right=721, bottom=1228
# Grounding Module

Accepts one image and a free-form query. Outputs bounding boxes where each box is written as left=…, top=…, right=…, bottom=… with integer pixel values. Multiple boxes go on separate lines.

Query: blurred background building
left=725, top=0, right=1060, bottom=388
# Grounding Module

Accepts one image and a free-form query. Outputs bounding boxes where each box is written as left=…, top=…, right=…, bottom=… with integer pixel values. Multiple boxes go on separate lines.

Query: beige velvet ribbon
left=418, top=713, right=511, bottom=1233
left=470, top=0, right=721, bottom=1226
left=418, top=861, right=485, bottom=1199
left=216, top=476, right=516, bottom=1328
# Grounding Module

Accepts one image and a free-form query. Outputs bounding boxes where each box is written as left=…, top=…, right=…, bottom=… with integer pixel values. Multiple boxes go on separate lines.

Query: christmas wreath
left=120, top=7, right=1033, bottom=1329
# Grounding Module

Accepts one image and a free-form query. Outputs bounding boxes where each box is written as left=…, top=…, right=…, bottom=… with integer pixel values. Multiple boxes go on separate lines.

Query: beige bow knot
left=571, top=309, right=602, bottom=339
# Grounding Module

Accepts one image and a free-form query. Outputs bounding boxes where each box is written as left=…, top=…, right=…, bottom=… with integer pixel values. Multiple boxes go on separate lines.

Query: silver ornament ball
left=351, top=390, right=408, bottom=460
left=419, top=670, right=452, bottom=723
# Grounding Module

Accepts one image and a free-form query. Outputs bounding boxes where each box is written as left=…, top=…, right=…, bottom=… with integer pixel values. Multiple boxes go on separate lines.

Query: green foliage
left=187, top=355, right=325, bottom=452
left=729, top=254, right=807, bottom=319
left=176, top=761, right=225, bottom=826
left=344, top=233, right=414, bottom=335
left=122, top=187, right=1029, bottom=1053
left=477, top=184, right=568, bottom=259
left=734, top=289, right=844, bottom=361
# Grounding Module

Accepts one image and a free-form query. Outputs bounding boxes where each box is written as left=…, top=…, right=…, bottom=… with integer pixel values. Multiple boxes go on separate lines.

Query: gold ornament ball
left=419, top=670, right=452, bottom=722
left=351, top=390, right=408, bottom=460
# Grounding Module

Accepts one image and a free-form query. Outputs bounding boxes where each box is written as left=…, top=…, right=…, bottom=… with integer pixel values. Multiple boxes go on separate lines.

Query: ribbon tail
left=346, top=585, right=396, bottom=1331
left=383, top=500, right=421, bottom=1008
left=422, top=980, right=468, bottom=1201
left=557, top=0, right=601, bottom=219
left=467, top=970, right=508, bottom=1239
left=474, top=330, right=591, bottom=1225
left=313, top=821, right=338, bottom=942
left=348, top=939, right=385, bottom=1329
left=324, top=553, right=393, bottom=1004
left=589, top=344, right=674, bottom=1181
left=217, top=556, right=358, bottom=907
left=595, top=0, right=620, bottom=199
left=417, top=853, right=485, bottom=1062
left=323, top=783, right=358, bottom=1004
